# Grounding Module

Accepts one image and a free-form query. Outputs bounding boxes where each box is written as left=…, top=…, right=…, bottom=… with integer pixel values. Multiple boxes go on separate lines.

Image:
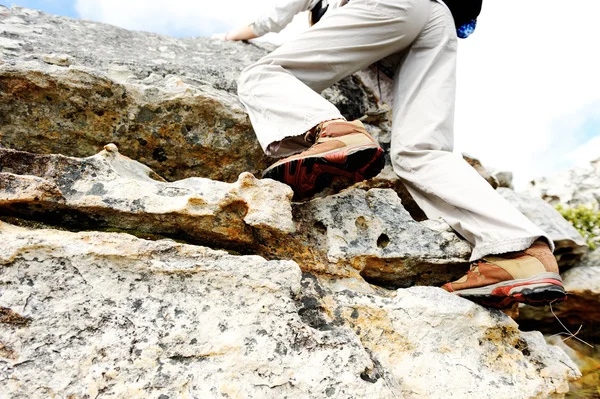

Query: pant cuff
left=470, top=235, right=555, bottom=262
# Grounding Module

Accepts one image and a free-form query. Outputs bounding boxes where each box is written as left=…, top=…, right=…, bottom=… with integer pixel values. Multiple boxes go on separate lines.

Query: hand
left=222, top=25, right=258, bottom=41
left=211, top=32, right=228, bottom=40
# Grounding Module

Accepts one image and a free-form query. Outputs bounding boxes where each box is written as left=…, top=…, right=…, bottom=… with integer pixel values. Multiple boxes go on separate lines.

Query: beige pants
left=238, top=0, right=552, bottom=260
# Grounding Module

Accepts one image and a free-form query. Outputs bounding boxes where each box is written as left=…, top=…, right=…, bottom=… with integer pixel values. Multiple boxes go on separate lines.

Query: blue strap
left=457, top=19, right=477, bottom=39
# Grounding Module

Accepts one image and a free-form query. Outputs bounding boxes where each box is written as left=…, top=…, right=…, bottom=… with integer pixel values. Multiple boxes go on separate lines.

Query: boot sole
left=452, top=272, right=567, bottom=309
left=262, top=144, right=385, bottom=199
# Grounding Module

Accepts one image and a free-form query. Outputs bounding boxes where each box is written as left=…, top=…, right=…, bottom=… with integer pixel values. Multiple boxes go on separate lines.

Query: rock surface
left=518, top=157, right=600, bottom=353
left=488, top=168, right=514, bottom=189
left=519, top=250, right=600, bottom=342
left=498, top=188, right=588, bottom=267
left=351, top=164, right=427, bottom=221
left=0, top=145, right=294, bottom=251
left=463, top=153, right=500, bottom=189
left=578, top=247, right=600, bottom=267
left=0, top=5, right=378, bottom=182
left=0, top=4, right=590, bottom=397
left=293, top=188, right=472, bottom=288
left=0, top=146, right=472, bottom=287
left=0, top=221, right=580, bottom=398
left=553, top=264, right=600, bottom=324
left=546, top=337, right=600, bottom=399
left=527, top=158, right=600, bottom=208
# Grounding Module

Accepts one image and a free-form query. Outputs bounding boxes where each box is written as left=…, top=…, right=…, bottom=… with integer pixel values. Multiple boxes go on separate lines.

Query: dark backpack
left=309, top=0, right=483, bottom=31
left=443, top=0, right=483, bottom=28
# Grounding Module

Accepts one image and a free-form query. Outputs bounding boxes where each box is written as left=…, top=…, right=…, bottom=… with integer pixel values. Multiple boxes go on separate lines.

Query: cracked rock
left=0, top=147, right=472, bottom=287
left=0, top=146, right=294, bottom=251
left=0, top=147, right=458, bottom=286
left=0, top=222, right=580, bottom=398
left=462, top=153, right=499, bottom=189
left=498, top=188, right=588, bottom=267
left=294, top=188, right=472, bottom=288
left=526, top=158, right=600, bottom=208
left=518, top=249, right=600, bottom=342
left=0, top=5, right=378, bottom=182
left=0, top=221, right=391, bottom=399
left=303, top=274, right=581, bottom=399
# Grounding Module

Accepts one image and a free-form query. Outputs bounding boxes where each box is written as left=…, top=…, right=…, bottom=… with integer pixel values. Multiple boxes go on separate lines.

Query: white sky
left=74, top=0, right=600, bottom=188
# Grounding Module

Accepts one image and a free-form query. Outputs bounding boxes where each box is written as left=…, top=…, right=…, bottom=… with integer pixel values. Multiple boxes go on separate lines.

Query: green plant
left=556, top=204, right=600, bottom=250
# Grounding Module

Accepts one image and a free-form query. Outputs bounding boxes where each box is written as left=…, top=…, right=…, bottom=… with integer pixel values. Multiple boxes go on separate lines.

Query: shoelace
left=304, top=121, right=362, bottom=144
left=303, top=123, right=326, bottom=144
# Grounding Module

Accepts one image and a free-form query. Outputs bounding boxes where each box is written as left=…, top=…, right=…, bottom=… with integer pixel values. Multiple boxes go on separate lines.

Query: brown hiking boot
left=262, top=120, right=384, bottom=199
left=441, top=241, right=567, bottom=309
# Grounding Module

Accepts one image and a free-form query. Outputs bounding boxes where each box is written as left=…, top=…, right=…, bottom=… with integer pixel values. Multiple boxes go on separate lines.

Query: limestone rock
left=293, top=188, right=472, bottom=288
left=527, top=158, right=600, bottom=208
left=0, top=221, right=580, bottom=398
left=557, top=264, right=600, bottom=322
left=0, top=5, right=588, bottom=397
left=302, top=275, right=580, bottom=399
left=0, top=6, right=378, bottom=182
left=485, top=163, right=514, bottom=189
left=579, top=247, right=600, bottom=267
left=498, top=188, right=588, bottom=267
left=463, top=153, right=500, bottom=189
left=0, top=222, right=381, bottom=399
left=0, top=146, right=467, bottom=286
left=352, top=164, right=427, bottom=221
left=546, top=336, right=600, bottom=398
left=493, top=170, right=515, bottom=189
left=0, top=173, right=64, bottom=204
left=519, top=251, right=600, bottom=342
left=511, top=166, right=600, bottom=369
left=41, top=53, right=72, bottom=66
left=355, top=66, right=395, bottom=106
left=0, top=146, right=295, bottom=251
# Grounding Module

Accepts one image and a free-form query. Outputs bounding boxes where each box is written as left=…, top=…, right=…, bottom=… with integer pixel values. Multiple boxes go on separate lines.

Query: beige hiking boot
left=262, top=119, right=384, bottom=199
left=441, top=240, right=567, bottom=309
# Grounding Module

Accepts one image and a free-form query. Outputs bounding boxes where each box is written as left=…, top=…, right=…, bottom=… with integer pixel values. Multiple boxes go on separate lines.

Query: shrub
left=556, top=204, right=600, bottom=250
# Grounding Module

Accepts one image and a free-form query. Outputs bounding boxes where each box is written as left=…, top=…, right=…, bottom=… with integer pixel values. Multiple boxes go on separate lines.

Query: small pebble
left=42, top=53, right=72, bottom=67
left=104, top=143, right=119, bottom=153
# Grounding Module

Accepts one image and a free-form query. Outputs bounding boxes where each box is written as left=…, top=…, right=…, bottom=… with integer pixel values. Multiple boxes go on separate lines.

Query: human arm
left=213, top=0, right=320, bottom=41
left=222, top=25, right=259, bottom=41
left=250, top=0, right=319, bottom=36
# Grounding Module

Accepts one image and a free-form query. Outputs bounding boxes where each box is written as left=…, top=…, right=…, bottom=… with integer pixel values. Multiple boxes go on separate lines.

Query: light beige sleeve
left=250, top=0, right=321, bottom=36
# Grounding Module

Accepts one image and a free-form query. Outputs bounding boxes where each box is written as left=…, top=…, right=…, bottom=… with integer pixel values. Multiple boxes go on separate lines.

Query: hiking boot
left=441, top=241, right=567, bottom=309
left=262, top=120, right=384, bottom=199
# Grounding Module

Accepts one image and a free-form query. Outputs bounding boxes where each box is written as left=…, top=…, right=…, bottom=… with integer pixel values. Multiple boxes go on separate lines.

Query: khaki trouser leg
left=238, top=0, right=431, bottom=156
left=237, top=0, right=554, bottom=260
left=389, top=1, right=553, bottom=260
